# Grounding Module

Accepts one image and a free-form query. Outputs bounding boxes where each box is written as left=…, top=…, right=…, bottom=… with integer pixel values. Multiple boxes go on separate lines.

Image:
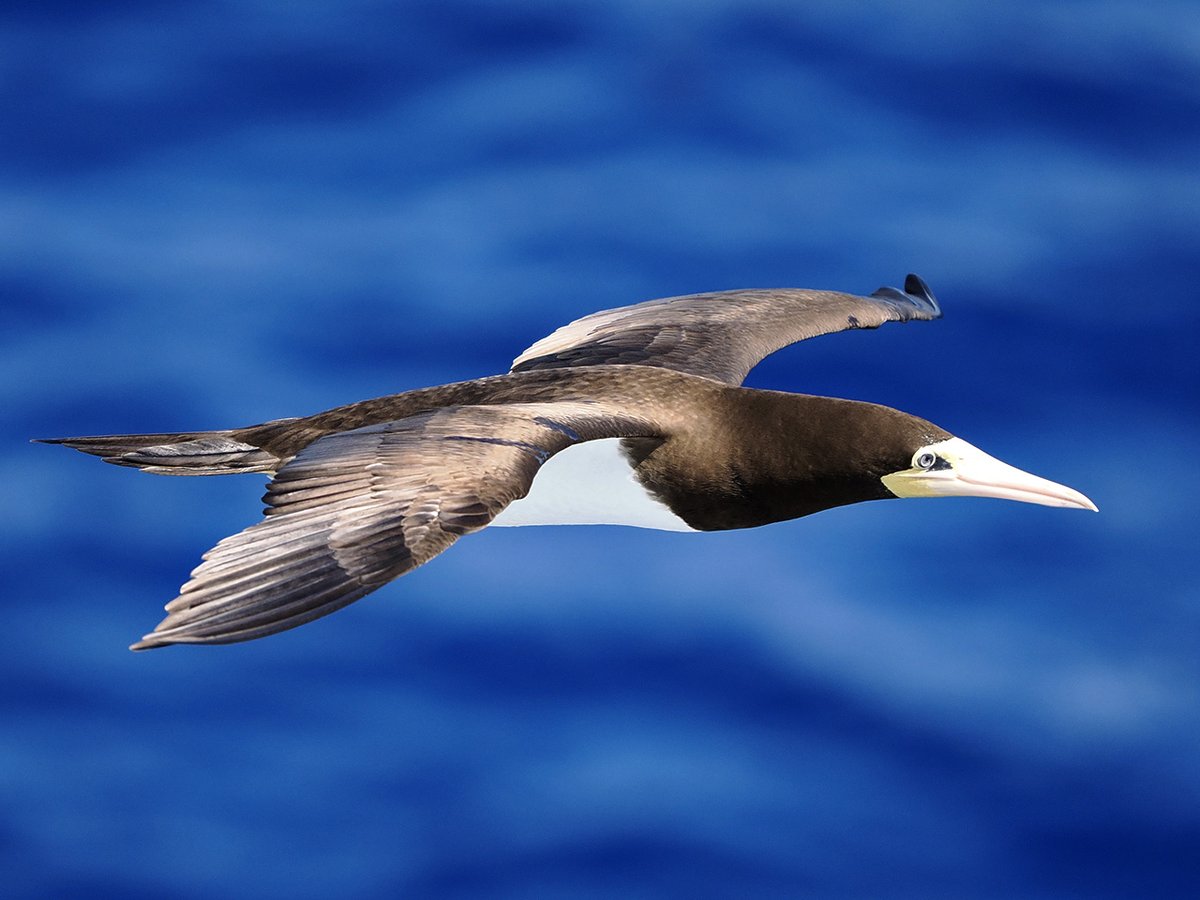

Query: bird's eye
left=916, top=452, right=937, bottom=470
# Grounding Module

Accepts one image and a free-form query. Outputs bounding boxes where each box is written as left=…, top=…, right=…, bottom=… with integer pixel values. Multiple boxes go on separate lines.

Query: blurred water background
left=3, top=1, right=1199, bottom=897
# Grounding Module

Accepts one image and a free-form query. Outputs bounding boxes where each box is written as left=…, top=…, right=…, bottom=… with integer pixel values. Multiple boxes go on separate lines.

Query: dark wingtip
left=903, top=273, right=940, bottom=315
left=870, top=273, right=941, bottom=318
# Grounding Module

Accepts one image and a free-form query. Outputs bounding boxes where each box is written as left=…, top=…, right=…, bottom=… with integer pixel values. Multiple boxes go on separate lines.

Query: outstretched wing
left=511, top=273, right=941, bottom=385
left=133, top=403, right=657, bottom=649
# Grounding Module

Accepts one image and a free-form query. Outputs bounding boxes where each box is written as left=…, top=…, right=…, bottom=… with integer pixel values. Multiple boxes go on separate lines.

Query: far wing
left=132, top=403, right=657, bottom=649
left=511, top=273, right=941, bottom=385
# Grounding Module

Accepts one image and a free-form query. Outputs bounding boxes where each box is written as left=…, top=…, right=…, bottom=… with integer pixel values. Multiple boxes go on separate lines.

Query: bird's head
left=880, top=433, right=1097, bottom=511
left=737, top=397, right=1096, bottom=527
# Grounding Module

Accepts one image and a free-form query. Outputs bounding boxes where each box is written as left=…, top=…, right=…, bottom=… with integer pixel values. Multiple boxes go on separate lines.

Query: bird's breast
left=488, top=438, right=697, bottom=532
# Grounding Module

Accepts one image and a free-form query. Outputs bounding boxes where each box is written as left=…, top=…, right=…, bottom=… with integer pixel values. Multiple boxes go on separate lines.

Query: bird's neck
left=639, top=390, right=934, bottom=531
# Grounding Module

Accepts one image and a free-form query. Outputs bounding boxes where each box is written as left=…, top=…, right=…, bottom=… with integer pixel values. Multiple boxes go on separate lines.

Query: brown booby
left=39, top=274, right=1096, bottom=650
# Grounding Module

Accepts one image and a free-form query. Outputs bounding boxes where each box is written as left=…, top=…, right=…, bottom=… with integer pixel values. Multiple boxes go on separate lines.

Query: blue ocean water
left=3, top=1, right=1198, bottom=896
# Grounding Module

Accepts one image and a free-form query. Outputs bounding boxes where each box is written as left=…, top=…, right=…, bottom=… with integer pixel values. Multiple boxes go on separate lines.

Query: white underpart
left=489, top=438, right=697, bottom=532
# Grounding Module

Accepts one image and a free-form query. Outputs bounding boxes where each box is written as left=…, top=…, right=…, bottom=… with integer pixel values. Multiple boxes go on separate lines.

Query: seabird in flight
left=39, top=274, right=1096, bottom=649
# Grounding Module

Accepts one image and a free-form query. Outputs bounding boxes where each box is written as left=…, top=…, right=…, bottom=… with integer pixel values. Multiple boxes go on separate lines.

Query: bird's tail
left=34, top=430, right=279, bottom=475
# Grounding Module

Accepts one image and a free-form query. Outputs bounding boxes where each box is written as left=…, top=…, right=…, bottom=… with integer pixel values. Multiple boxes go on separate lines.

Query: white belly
left=489, top=438, right=696, bottom=532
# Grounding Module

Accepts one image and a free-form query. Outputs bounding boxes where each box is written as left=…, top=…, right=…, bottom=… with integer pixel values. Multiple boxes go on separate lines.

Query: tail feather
left=34, top=431, right=279, bottom=475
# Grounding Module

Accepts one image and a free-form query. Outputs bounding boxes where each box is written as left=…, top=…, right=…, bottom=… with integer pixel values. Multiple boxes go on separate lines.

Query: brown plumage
left=511, top=273, right=940, bottom=383
left=38, top=274, right=1094, bottom=650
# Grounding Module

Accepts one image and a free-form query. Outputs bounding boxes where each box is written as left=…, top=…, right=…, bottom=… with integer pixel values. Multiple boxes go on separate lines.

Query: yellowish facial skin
left=882, top=437, right=1097, bottom=511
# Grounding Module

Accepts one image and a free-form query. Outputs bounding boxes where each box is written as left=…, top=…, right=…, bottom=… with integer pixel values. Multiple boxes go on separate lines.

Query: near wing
left=132, top=403, right=656, bottom=649
left=511, top=273, right=941, bottom=385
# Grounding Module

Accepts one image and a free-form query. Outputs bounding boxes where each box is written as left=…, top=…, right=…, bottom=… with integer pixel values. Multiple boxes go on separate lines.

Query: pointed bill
left=882, top=437, right=1097, bottom=511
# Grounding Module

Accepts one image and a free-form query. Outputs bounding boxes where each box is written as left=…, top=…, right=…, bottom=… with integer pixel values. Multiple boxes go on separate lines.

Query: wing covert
left=511, top=273, right=941, bottom=385
left=132, top=403, right=658, bottom=649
